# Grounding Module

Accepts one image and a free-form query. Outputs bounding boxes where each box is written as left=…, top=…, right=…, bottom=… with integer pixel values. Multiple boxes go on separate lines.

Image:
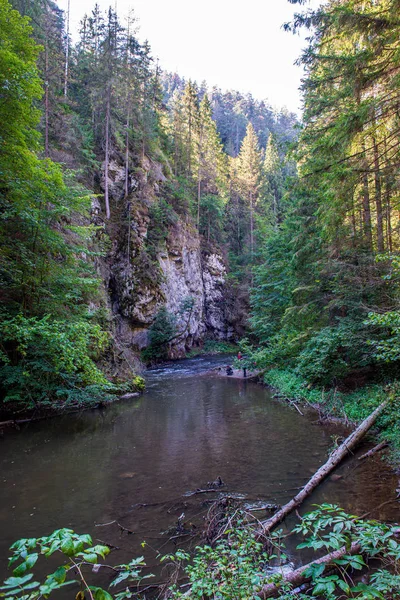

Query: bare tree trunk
left=259, top=401, right=387, bottom=535
left=197, top=175, right=201, bottom=229
left=373, top=137, right=384, bottom=252
left=127, top=202, right=131, bottom=265
left=351, top=193, right=357, bottom=243
left=250, top=192, right=254, bottom=256
left=44, top=5, right=49, bottom=158
left=104, top=85, right=111, bottom=220
left=174, top=125, right=179, bottom=176
left=358, top=440, right=388, bottom=461
left=362, top=169, right=373, bottom=250
left=187, top=110, right=192, bottom=175
left=383, top=139, right=393, bottom=252
left=386, top=187, right=393, bottom=252
left=125, top=109, right=129, bottom=198
left=260, top=542, right=361, bottom=598
left=63, top=0, right=70, bottom=98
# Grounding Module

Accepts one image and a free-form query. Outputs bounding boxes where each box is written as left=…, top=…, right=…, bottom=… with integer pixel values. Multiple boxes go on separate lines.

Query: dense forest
left=2, top=0, right=400, bottom=597
left=0, top=0, right=298, bottom=413
left=248, top=0, right=400, bottom=451
left=2, top=0, right=400, bottom=416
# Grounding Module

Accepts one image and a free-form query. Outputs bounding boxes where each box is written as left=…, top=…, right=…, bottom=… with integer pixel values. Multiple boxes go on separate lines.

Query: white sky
left=58, top=0, right=321, bottom=114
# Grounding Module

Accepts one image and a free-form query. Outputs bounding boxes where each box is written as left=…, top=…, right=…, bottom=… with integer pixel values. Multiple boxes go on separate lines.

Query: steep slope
left=94, top=154, right=243, bottom=369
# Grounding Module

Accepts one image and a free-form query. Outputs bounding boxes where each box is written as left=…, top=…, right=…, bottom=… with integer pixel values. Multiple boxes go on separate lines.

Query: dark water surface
left=0, top=355, right=398, bottom=582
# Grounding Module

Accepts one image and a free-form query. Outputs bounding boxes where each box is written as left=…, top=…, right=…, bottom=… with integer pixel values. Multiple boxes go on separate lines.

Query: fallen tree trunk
left=358, top=440, right=388, bottom=461
left=260, top=542, right=361, bottom=598
left=259, top=401, right=387, bottom=535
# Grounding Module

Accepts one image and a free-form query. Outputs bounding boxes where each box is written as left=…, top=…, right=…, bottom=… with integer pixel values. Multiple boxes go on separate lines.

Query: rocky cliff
left=93, top=154, right=244, bottom=372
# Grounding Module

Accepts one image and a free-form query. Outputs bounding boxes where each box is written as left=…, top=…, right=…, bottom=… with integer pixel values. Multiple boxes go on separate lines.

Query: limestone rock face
left=202, top=253, right=227, bottom=338
left=98, top=155, right=241, bottom=366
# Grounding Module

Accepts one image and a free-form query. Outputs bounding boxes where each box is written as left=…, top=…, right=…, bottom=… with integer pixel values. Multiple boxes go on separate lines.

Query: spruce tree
left=237, top=123, right=263, bottom=256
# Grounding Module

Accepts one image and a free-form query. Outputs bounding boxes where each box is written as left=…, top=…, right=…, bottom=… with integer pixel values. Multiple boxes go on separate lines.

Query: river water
left=0, top=355, right=398, bottom=584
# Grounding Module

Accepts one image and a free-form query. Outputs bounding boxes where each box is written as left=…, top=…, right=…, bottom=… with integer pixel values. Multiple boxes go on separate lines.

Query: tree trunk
left=358, top=440, right=388, bottom=461
left=104, top=85, right=111, bottom=220
left=125, top=108, right=129, bottom=198
left=384, top=139, right=393, bottom=252
left=361, top=137, right=373, bottom=252
left=351, top=193, right=357, bottom=243
left=197, top=175, right=201, bottom=229
left=373, top=137, right=384, bottom=252
left=260, top=542, right=361, bottom=598
left=259, top=401, right=387, bottom=535
left=63, top=0, right=70, bottom=98
left=44, top=5, right=49, bottom=158
left=250, top=191, right=254, bottom=256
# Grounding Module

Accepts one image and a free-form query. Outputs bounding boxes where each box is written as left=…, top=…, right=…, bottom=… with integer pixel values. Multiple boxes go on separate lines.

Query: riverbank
left=0, top=377, right=145, bottom=430
left=185, top=340, right=239, bottom=358
left=263, top=367, right=400, bottom=464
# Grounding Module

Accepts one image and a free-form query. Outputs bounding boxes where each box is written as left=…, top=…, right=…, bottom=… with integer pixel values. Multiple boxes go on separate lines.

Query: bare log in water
left=358, top=440, right=388, bottom=461
left=259, top=401, right=387, bottom=535
left=260, top=542, right=361, bottom=598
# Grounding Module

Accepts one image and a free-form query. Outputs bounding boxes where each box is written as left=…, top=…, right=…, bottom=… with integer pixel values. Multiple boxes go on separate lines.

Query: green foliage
left=131, top=376, right=145, bottom=392
left=366, top=310, right=400, bottom=363
left=0, top=529, right=151, bottom=600
left=263, top=368, right=323, bottom=405
left=187, top=340, right=238, bottom=357
left=292, top=504, right=400, bottom=599
left=263, top=367, right=400, bottom=461
left=3, top=506, right=400, bottom=599
left=141, top=306, right=177, bottom=362
left=0, top=0, right=42, bottom=152
left=164, top=525, right=270, bottom=599
left=146, top=199, right=179, bottom=259
left=297, top=319, right=373, bottom=386
left=247, top=0, right=400, bottom=400
left=0, top=0, right=140, bottom=412
left=0, top=314, right=112, bottom=409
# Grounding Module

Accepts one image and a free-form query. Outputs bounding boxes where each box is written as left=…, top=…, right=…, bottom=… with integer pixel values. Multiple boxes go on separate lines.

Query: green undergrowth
left=264, top=368, right=400, bottom=463
left=187, top=340, right=239, bottom=357
left=3, top=505, right=400, bottom=599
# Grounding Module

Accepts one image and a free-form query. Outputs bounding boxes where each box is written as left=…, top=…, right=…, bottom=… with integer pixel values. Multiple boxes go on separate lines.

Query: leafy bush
left=141, top=306, right=177, bottom=362
left=187, top=340, right=238, bottom=357
left=0, top=315, right=109, bottom=410
left=163, top=526, right=270, bottom=599
left=5, top=506, right=400, bottom=599
left=146, top=199, right=179, bottom=259
left=0, top=528, right=151, bottom=600
left=296, top=319, right=373, bottom=385
left=365, top=310, right=400, bottom=364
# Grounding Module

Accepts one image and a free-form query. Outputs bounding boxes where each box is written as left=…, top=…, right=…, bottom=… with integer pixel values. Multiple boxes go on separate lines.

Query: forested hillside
left=248, top=0, right=400, bottom=446
left=2, top=0, right=400, bottom=419
left=4, top=1, right=400, bottom=599
left=0, top=0, right=297, bottom=415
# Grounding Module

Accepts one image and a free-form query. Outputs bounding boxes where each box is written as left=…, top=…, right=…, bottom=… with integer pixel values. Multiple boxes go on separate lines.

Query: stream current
left=0, top=355, right=398, bottom=583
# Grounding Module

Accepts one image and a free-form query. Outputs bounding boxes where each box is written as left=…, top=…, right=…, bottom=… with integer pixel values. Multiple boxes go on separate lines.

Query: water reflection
left=0, top=356, right=398, bottom=581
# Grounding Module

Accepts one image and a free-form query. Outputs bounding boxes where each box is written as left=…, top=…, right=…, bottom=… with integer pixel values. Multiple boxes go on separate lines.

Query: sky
left=58, top=0, right=321, bottom=115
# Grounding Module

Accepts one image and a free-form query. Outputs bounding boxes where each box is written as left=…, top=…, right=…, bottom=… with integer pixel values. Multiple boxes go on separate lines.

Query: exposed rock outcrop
left=95, top=154, right=244, bottom=370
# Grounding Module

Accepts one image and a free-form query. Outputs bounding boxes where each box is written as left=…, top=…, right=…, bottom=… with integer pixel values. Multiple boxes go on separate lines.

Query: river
left=0, top=355, right=398, bottom=586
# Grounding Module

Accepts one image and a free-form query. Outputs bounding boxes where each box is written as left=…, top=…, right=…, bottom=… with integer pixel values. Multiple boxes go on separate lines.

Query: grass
left=186, top=340, right=239, bottom=357
left=264, top=368, right=400, bottom=463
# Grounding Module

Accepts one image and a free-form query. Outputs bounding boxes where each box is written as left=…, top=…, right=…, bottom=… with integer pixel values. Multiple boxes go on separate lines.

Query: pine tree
left=237, top=123, right=263, bottom=256
left=263, top=134, right=284, bottom=227
left=0, top=0, right=108, bottom=408
left=194, top=94, right=228, bottom=232
left=181, top=80, right=199, bottom=176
